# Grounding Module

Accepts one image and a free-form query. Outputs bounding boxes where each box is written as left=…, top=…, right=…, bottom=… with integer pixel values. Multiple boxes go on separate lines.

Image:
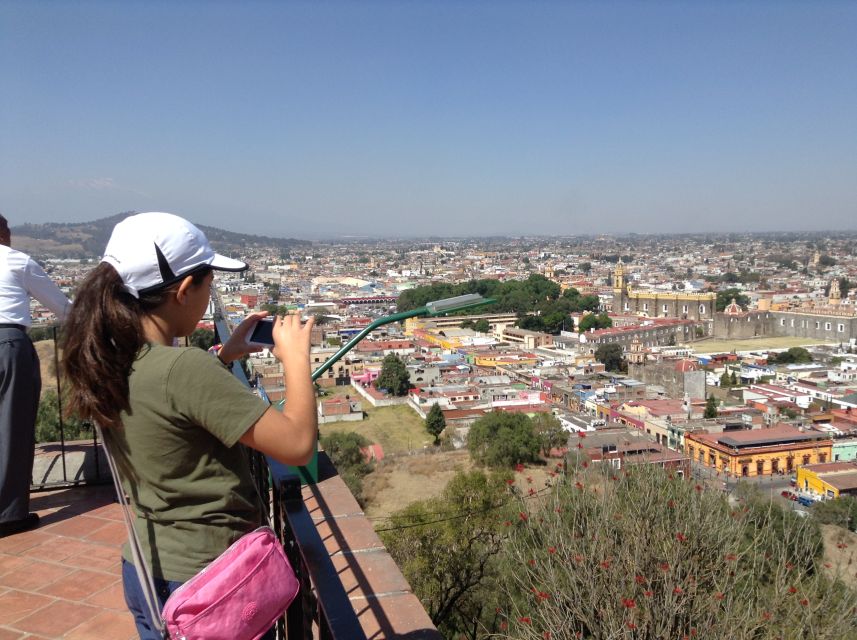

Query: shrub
left=501, top=466, right=851, bottom=639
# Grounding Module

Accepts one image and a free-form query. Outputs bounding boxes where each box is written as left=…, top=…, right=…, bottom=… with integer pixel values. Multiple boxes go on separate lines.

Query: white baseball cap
left=101, top=212, right=247, bottom=298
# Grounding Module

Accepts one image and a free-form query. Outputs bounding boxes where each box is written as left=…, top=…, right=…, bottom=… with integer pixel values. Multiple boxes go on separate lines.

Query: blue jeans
left=122, top=559, right=277, bottom=639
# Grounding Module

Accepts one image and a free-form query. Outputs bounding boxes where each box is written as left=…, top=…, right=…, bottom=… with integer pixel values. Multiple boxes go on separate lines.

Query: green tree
left=578, top=262, right=592, bottom=274
left=541, top=311, right=571, bottom=334
left=36, top=390, right=90, bottom=443
left=704, top=395, right=718, bottom=419
left=773, top=347, right=813, bottom=364
left=730, top=371, right=738, bottom=385
left=189, top=328, right=215, bottom=351
left=467, top=411, right=541, bottom=468
left=473, top=318, right=490, bottom=333
left=715, top=288, right=751, bottom=312
left=531, top=412, right=566, bottom=456
left=375, top=354, right=411, bottom=396
left=27, top=325, right=58, bottom=342
left=578, top=312, right=612, bottom=333
left=425, top=403, right=446, bottom=445
left=594, top=343, right=624, bottom=373
left=720, top=371, right=732, bottom=388
left=381, top=471, right=513, bottom=639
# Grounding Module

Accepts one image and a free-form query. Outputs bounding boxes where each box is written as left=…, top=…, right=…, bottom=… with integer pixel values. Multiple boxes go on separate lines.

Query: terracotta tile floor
left=0, top=485, right=137, bottom=639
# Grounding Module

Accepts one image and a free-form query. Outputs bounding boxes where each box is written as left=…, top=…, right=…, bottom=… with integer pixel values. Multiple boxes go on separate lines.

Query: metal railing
left=213, top=299, right=368, bottom=640
left=30, top=325, right=109, bottom=490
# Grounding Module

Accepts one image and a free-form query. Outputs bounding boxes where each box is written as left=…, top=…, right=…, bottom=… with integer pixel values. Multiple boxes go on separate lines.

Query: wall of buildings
left=628, top=362, right=706, bottom=400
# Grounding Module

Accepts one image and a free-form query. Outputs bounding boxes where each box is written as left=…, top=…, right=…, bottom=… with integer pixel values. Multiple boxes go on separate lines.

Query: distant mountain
left=11, top=212, right=310, bottom=259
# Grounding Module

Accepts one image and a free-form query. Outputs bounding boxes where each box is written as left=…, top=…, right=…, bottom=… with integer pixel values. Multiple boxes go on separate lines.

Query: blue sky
left=2, top=1, right=855, bottom=238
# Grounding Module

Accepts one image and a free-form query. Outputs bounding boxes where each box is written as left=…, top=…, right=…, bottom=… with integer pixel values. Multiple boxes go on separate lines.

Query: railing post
left=280, top=477, right=313, bottom=640
left=53, top=325, right=68, bottom=482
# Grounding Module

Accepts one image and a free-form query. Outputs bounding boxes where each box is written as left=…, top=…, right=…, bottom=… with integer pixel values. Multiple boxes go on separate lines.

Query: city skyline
left=2, top=1, right=856, bottom=238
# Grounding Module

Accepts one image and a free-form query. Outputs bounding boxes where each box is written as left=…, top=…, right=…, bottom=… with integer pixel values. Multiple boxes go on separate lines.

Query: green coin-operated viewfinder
left=272, top=293, right=496, bottom=485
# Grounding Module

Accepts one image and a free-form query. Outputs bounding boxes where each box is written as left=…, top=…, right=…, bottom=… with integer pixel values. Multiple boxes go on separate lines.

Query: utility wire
left=372, top=485, right=554, bottom=533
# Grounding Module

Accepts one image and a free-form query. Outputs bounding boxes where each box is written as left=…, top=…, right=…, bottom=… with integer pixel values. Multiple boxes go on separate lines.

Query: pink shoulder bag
left=98, top=425, right=299, bottom=640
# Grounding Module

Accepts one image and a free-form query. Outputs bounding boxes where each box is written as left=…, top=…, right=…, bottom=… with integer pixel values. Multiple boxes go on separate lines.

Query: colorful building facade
left=685, top=425, right=833, bottom=478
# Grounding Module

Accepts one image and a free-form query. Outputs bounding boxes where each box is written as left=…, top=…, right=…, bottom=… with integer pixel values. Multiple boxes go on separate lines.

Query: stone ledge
left=300, top=454, right=442, bottom=639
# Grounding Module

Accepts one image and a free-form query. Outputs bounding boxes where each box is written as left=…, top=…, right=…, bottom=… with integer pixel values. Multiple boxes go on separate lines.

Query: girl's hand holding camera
left=271, top=312, right=315, bottom=367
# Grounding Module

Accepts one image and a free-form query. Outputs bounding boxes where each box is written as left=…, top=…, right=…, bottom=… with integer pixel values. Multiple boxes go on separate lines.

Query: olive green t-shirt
left=103, top=344, right=270, bottom=582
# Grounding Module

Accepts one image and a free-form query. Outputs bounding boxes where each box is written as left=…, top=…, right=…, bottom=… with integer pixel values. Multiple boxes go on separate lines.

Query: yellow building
left=611, top=261, right=716, bottom=322
left=472, top=353, right=539, bottom=369
left=685, top=424, right=832, bottom=478
left=796, top=462, right=857, bottom=499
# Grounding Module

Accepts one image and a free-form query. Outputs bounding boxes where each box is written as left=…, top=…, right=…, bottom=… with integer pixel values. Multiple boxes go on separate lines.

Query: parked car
left=781, top=490, right=798, bottom=501
left=797, top=496, right=815, bottom=508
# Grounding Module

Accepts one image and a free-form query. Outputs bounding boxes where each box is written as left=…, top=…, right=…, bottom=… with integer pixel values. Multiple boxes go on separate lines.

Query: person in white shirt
left=0, top=214, right=71, bottom=538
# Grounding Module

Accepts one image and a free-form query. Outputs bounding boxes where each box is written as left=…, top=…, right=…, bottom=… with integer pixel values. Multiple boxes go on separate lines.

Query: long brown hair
left=61, top=262, right=210, bottom=428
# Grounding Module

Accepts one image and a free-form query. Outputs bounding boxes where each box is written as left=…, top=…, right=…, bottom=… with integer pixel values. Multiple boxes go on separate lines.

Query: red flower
left=659, top=562, right=670, bottom=572
left=788, top=586, right=797, bottom=594
left=635, top=575, right=646, bottom=584
left=495, top=607, right=502, bottom=613
left=800, top=598, right=809, bottom=606
left=762, top=611, right=772, bottom=621
left=725, top=553, right=737, bottom=561
left=537, top=591, right=550, bottom=600
left=506, top=478, right=515, bottom=485
left=611, top=475, right=618, bottom=481
left=673, top=586, right=683, bottom=594
left=515, top=463, right=524, bottom=472
left=644, top=590, right=653, bottom=597
left=714, top=592, right=724, bottom=601
left=573, top=554, right=584, bottom=563
left=503, top=520, right=512, bottom=527
left=668, top=474, right=674, bottom=480
left=527, top=476, right=533, bottom=484
left=500, top=621, right=508, bottom=630
left=695, top=484, right=703, bottom=492
left=548, top=546, right=557, bottom=554
left=626, top=622, right=637, bottom=630
left=518, top=617, right=531, bottom=624
left=577, top=443, right=584, bottom=449
left=528, top=559, right=536, bottom=566
left=520, top=512, right=529, bottom=522
left=529, top=488, right=536, bottom=496
left=555, top=507, right=563, bottom=513
left=582, top=461, right=589, bottom=468
left=600, top=560, right=611, bottom=569
left=675, top=532, right=687, bottom=542
left=543, top=633, right=551, bottom=640
left=622, top=598, right=636, bottom=609
left=575, top=482, right=584, bottom=490
left=579, top=431, right=587, bottom=438
left=668, top=500, right=676, bottom=509
left=786, top=562, right=794, bottom=570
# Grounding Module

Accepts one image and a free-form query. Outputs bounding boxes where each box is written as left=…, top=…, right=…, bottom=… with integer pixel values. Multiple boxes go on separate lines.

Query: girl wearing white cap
left=61, top=212, right=316, bottom=639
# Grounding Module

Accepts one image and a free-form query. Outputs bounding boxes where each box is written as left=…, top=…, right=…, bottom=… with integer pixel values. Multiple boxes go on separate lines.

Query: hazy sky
left=2, top=1, right=856, bottom=238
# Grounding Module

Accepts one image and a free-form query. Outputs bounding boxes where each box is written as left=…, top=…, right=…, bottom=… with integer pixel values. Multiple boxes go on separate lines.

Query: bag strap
left=96, top=424, right=169, bottom=639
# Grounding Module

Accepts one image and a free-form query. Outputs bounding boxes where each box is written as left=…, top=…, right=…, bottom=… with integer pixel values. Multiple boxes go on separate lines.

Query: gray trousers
left=0, top=326, right=40, bottom=523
